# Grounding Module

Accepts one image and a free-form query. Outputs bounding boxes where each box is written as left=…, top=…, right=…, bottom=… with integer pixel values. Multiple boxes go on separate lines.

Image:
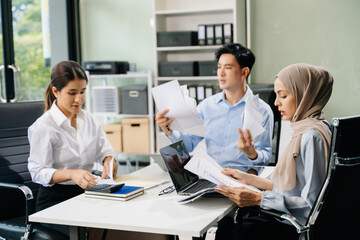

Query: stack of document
left=176, top=148, right=260, bottom=204
left=243, top=94, right=265, bottom=140
left=85, top=185, right=144, bottom=201
left=151, top=80, right=206, bottom=137
left=185, top=148, right=260, bottom=192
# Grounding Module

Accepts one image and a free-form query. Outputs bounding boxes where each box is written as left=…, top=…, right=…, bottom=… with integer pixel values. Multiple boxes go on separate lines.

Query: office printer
left=83, top=61, right=129, bottom=74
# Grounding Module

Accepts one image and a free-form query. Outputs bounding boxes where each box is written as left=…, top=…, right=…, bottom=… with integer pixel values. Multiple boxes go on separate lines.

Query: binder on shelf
left=188, top=86, right=197, bottom=99
left=198, top=24, right=207, bottom=46
left=206, top=25, right=215, bottom=45
left=214, top=24, right=224, bottom=45
left=196, top=86, right=205, bottom=102
left=223, top=23, right=233, bottom=44
left=205, top=86, right=214, bottom=98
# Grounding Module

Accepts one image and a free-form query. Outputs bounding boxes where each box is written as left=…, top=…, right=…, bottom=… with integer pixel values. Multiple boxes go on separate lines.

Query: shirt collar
left=217, top=84, right=254, bottom=106
left=49, top=101, right=84, bottom=127
left=49, top=100, right=68, bottom=126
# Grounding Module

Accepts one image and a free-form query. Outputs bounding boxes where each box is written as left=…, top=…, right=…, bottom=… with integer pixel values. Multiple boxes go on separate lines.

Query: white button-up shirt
left=28, top=101, right=115, bottom=186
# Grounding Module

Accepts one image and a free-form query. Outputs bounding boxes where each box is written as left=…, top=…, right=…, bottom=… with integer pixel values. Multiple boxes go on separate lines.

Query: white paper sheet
left=185, top=149, right=260, bottom=192
left=243, top=94, right=265, bottom=140
left=95, top=157, right=116, bottom=185
left=151, top=80, right=206, bottom=137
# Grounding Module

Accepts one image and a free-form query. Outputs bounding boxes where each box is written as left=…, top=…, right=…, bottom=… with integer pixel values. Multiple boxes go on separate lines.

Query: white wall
left=80, top=0, right=360, bottom=121
left=80, top=0, right=154, bottom=72
left=250, top=0, right=360, bottom=121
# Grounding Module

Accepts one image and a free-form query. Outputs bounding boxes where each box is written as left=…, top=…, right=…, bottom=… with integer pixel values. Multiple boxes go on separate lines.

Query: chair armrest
left=0, top=182, right=34, bottom=200
left=234, top=207, right=309, bottom=234
left=0, top=181, right=35, bottom=225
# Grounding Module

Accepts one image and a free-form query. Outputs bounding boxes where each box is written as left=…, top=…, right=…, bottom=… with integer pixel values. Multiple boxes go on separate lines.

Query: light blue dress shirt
left=261, top=129, right=327, bottom=225
left=168, top=86, right=274, bottom=170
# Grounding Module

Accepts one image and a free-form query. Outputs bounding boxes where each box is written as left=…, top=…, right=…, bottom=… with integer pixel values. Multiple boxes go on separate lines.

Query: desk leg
left=69, top=226, right=78, bottom=240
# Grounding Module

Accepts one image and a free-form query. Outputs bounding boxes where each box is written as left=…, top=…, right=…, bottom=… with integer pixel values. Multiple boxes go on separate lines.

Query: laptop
left=159, top=140, right=216, bottom=196
left=149, top=153, right=168, bottom=172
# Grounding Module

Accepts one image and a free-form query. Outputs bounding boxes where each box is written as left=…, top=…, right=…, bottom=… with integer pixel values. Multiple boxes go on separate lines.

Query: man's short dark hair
left=215, top=43, right=255, bottom=72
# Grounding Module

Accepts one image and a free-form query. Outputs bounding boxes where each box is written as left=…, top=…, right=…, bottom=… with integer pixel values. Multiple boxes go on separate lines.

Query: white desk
left=29, top=164, right=235, bottom=239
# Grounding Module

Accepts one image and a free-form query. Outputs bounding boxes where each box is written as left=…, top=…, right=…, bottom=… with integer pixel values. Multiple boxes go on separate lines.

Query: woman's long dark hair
left=44, top=61, right=88, bottom=112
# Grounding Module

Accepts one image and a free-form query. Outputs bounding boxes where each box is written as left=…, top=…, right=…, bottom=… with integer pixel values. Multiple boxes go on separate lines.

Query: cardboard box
left=101, top=123, right=122, bottom=152
left=122, top=118, right=150, bottom=153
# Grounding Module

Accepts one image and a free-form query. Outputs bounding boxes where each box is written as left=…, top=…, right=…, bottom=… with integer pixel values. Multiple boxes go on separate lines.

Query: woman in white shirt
left=215, top=63, right=334, bottom=240
left=28, top=60, right=117, bottom=212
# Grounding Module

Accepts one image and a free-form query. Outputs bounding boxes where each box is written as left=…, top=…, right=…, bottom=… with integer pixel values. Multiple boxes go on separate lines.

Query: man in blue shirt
left=156, top=43, right=274, bottom=173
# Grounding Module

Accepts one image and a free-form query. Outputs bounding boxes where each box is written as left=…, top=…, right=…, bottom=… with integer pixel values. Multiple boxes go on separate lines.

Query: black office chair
left=0, top=102, right=67, bottom=240
left=234, top=115, right=360, bottom=239
left=250, top=84, right=281, bottom=165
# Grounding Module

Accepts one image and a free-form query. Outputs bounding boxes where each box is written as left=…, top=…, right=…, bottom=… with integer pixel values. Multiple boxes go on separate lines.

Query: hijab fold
left=271, top=63, right=333, bottom=191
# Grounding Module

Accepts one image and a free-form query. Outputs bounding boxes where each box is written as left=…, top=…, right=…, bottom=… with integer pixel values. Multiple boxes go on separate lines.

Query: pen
left=145, top=180, right=170, bottom=190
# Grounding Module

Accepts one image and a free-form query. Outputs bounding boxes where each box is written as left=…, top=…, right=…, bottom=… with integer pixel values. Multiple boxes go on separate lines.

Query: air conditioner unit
left=91, top=86, right=121, bottom=113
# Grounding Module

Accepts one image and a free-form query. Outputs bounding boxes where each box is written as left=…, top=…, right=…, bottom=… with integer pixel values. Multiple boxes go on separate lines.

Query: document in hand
left=151, top=80, right=206, bottom=137
left=85, top=185, right=144, bottom=201
left=184, top=148, right=260, bottom=193
left=243, top=94, right=265, bottom=140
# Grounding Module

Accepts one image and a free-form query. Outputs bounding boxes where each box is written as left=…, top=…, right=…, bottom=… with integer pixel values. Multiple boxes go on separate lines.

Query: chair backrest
left=0, top=101, right=44, bottom=220
left=306, top=115, right=360, bottom=239
left=250, top=84, right=281, bottom=165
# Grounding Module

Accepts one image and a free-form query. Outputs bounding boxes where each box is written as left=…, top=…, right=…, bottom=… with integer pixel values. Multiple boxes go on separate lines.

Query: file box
left=121, top=85, right=148, bottom=114
left=198, top=61, right=218, bottom=76
left=101, top=123, right=122, bottom=152
left=157, top=31, right=198, bottom=47
left=159, top=61, right=199, bottom=77
left=122, top=118, right=150, bottom=153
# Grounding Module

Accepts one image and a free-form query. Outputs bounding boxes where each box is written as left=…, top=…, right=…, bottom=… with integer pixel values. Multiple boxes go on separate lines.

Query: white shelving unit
left=85, top=71, right=155, bottom=156
left=153, top=0, right=247, bottom=151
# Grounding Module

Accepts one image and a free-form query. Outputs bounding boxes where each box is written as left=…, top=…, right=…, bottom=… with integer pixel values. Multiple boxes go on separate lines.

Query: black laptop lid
left=159, top=140, right=198, bottom=192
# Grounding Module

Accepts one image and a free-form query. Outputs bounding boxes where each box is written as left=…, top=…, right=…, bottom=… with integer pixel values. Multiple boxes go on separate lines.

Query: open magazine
left=176, top=149, right=260, bottom=204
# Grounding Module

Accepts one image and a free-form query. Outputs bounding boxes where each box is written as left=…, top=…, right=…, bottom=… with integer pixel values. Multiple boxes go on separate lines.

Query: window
left=0, top=0, right=81, bottom=103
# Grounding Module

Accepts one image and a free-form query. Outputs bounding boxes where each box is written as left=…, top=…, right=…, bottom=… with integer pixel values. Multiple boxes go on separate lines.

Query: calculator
left=86, top=183, right=124, bottom=193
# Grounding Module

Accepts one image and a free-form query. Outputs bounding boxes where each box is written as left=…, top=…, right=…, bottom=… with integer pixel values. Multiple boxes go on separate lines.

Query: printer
left=83, top=61, right=129, bottom=74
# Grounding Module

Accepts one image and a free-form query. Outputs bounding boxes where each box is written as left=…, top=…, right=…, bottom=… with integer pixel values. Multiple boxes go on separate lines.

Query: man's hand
left=155, top=109, right=175, bottom=136
left=237, top=128, right=258, bottom=160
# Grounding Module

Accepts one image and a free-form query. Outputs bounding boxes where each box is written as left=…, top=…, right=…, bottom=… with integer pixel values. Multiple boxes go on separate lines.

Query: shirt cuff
left=167, top=130, right=181, bottom=143
left=260, top=190, right=283, bottom=211
left=250, top=150, right=264, bottom=165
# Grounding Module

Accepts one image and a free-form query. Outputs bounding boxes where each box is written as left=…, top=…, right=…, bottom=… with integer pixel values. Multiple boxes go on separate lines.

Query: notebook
left=159, top=140, right=216, bottom=196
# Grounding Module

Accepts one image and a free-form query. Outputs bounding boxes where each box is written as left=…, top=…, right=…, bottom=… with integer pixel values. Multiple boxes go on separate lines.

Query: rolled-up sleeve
left=27, top=125, right=57, bottom=186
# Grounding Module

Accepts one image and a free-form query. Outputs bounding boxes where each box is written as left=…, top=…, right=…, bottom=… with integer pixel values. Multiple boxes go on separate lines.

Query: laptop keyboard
left=184, top=179, right=216, bottom=194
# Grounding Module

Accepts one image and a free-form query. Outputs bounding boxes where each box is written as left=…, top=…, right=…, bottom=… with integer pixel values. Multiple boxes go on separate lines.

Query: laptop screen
left=159, top=140, right=198, bottom=191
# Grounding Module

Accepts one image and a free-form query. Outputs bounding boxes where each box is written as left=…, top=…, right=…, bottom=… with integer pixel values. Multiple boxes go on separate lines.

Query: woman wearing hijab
left=215, top=63, right=334, bottom=240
